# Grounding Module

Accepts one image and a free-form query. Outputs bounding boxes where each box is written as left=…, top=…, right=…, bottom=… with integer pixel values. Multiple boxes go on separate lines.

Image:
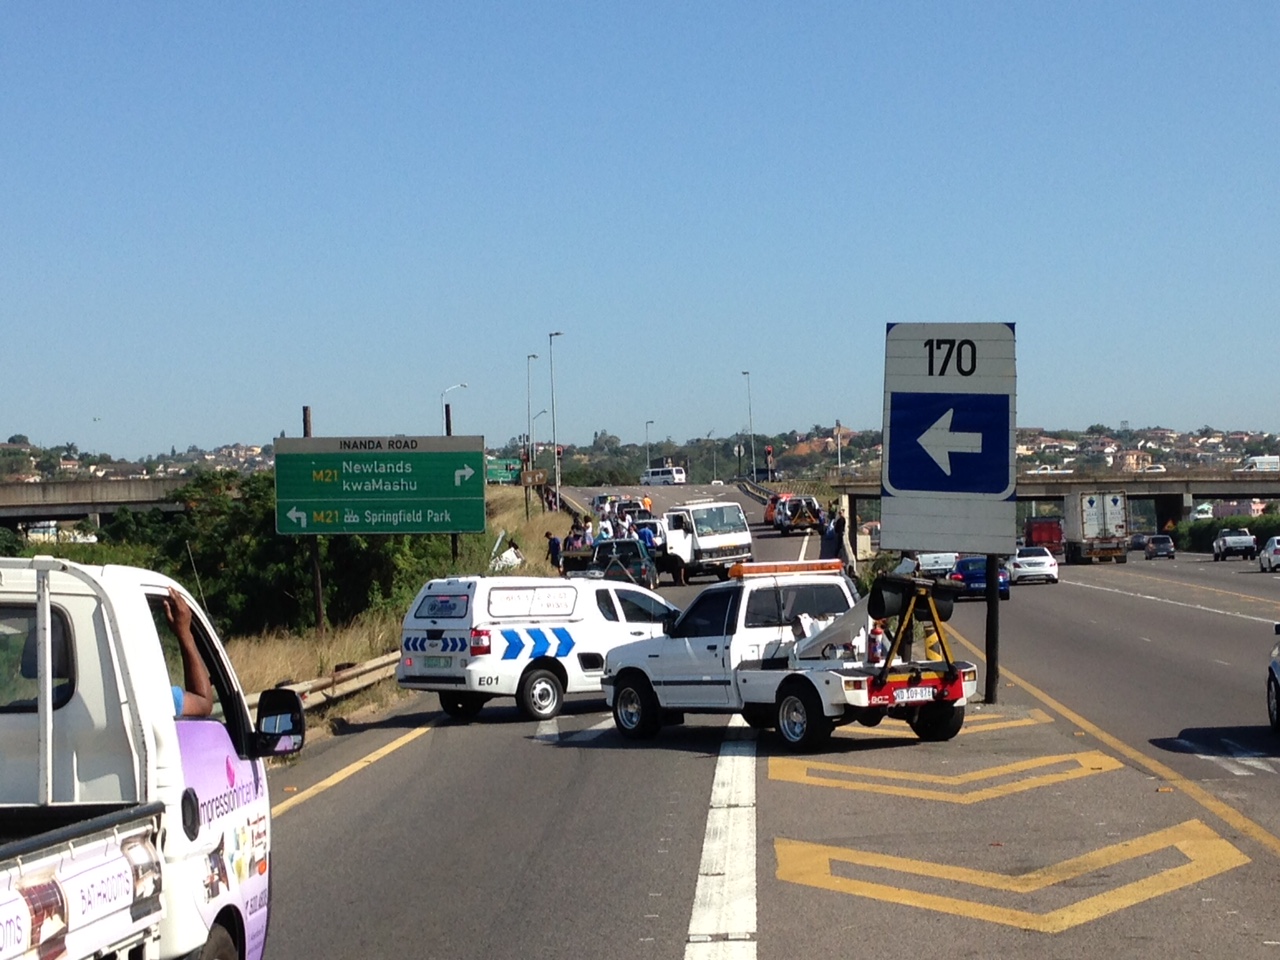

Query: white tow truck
left=602, top=561, right=979, bottom=749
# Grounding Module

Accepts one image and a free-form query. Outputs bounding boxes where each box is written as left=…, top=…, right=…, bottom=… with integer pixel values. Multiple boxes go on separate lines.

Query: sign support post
left=302, top=406, right=326, bottom=634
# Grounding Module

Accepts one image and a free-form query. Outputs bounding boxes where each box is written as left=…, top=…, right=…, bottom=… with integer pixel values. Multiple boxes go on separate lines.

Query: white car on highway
left=1260, top=537, right=1280, bottom=573
left=1008, top=546, right=1059, bottom=584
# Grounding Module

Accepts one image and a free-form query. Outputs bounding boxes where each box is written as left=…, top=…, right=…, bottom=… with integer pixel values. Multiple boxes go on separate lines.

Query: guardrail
left=245, top=651, right=400, bottom=714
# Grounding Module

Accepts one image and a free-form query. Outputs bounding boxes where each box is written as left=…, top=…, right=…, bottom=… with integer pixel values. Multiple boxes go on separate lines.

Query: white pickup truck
left=602, top=561, right=979, bottom=749
left=1213, top=528, right=1256, bottom=561
left=0, top=557, right=305, bottom=960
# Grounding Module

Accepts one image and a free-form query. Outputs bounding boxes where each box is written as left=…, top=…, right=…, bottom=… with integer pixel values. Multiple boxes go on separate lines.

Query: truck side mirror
left=252, top=687, right=306, bottom=757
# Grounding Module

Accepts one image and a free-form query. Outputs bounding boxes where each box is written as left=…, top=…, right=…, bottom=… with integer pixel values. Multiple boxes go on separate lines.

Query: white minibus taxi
left=641, top=466, right=687, bottom=485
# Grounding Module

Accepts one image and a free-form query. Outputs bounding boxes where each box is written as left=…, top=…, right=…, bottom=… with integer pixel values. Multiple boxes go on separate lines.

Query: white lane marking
left=1213, top=659, right=1231, bottom=667
left=1174, top=738, right=1255, bottom=776
left=562, top=718, right=615, bottom=743
left=685, top=716, right=756, bottom=960
left=1064, top=580, right=1276, bottom=624
left=536, top=717, right=614, bottom=744
left=1222, top=738, right=1280, bottom=774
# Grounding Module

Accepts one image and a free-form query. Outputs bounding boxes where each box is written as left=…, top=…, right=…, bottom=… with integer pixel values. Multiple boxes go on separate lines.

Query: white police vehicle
left=397, top=575, right=679, bottom=721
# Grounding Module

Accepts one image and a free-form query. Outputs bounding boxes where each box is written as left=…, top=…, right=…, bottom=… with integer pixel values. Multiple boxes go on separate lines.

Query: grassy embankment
left=225, top=486, right=574, bottom=730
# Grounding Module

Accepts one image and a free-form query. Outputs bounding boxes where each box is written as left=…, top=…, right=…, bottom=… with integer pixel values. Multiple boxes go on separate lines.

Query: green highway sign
left=274, top=436, right=486, bottom=535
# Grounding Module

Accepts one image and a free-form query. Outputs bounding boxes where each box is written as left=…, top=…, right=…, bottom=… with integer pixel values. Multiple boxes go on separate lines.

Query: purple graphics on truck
left=178, top=721, right=272, bottom=960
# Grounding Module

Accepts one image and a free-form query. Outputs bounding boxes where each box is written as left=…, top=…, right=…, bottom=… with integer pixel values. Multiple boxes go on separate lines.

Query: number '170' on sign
left=880, top=323, right=1016, bottom=555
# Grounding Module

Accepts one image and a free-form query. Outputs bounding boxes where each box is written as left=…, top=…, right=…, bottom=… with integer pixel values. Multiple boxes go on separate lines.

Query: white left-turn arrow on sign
left=917, top=409, right=982, bottom=476
left=454, top=464, right=475, bottom=487
left=287, top=506, right=307, bottom=528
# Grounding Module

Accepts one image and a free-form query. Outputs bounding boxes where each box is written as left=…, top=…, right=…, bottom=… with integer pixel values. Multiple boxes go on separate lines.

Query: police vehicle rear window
left=487, top=586, right=578, bottom=618
left=414, top=594, right=471, bottom=619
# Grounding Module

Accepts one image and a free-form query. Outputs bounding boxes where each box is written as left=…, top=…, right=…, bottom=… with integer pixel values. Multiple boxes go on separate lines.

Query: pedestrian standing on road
left=834, top=510, right=848, bottom=567
left=544, top=530, right=563, bottom=574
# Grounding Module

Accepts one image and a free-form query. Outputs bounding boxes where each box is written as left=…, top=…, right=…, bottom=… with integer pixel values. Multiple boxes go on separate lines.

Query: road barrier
left=246, top=651, right=401, bottom=714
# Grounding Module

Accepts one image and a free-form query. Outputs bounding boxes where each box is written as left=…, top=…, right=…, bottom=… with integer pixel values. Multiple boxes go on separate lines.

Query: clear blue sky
left=3, top=3, right=1277, bottom=460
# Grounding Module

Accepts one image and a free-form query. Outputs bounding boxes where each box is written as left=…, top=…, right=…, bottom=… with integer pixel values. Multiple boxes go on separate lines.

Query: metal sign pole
left=984, top=553, right=1000, bottom=703
left=303, top=406, right=326, bottom=634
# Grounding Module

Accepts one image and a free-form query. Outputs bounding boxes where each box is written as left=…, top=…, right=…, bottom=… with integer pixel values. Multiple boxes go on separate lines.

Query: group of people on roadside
left=541, top=494, right=658, bottom=574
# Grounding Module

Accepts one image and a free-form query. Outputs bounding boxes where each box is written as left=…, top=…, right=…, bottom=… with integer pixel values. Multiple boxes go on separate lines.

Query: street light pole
left=836, top=418, right=842, bottom=473
left=525, top=354, right=538, bottom=520
left=548, top=331, right=563, bottom=510
left=742, top=371, right=756, bottom=481
left=645, top=420, right=654, bottom=470
left=526, top=354, right=538, bottom=465
left=532, top=408, right=547, bottom=510
left=441, top=382, right=467, bottom=434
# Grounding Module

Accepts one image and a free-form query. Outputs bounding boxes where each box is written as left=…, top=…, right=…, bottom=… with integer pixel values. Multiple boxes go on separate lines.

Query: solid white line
left=1064, top=580, right=1276, bottom=625
left=685, top=716, right=756, bottom=960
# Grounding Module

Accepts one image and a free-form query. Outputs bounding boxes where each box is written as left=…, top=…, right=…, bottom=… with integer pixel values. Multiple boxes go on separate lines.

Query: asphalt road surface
left=262, top=490, right=1280, bottom=959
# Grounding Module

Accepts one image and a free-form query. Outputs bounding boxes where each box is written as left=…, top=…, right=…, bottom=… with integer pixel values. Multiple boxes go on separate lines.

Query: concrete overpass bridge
left=0, top=478, right=190, bottom=529
left=831, top=472, right=1280, bottom=531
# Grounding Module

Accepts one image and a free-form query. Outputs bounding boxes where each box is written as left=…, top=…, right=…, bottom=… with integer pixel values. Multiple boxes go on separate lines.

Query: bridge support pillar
left=1153, top=492, right=1192, bottom=534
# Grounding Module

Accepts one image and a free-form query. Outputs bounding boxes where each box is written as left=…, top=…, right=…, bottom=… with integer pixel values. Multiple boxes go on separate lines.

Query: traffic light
left=556, top=445, right=564, bottom=459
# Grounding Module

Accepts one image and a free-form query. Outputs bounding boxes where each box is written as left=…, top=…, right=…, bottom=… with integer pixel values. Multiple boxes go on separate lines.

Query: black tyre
left=1268, top=675, right=1280, bottom=734
left=612, top=674, right=661, bottom=739
left=1116, top=554, right=1128, bottom=564
left=741, top=704, right=774, bottom=730
left=198, top=924, right=239, bottom=960
left=438, top=692, right=487, bottom=720
left=910, top=702, right=965, bottom=742
left=517, top=668, right=564, bottom=721
left=775, top=683, right=833, bottom=751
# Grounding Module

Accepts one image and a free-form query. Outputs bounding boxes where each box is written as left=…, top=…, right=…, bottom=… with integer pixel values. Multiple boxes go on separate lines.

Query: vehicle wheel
left=1000, top=591, right=1010, bottom=601
left=1050, top=577, right=1059, bottom=584
left=742, top=704, right=774, bottom=729
left=612, top=674, right=661, bottom=739
left=517, top=668, right=564, bottom=721
left=776, top=683, right=832, bottom=751
left=1116, top=554, right=1128, bottom=564
left=438, top=692, right=487, bottom=720
left=910, top=702, right=965, bottom=742
left=198, top=924, right=239, bottom=960
left=1269, top=676, right=1280, bottom=733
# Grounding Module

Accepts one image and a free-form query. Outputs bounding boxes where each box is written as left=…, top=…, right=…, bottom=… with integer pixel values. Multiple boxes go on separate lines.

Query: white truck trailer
left=1063, top=491, right=1129, bottom=564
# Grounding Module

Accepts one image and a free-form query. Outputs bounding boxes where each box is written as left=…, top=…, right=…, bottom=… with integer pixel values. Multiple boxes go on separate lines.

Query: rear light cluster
left=949, top=573, right=964, bottom=582
left=469, top=628, right=492, bottom=656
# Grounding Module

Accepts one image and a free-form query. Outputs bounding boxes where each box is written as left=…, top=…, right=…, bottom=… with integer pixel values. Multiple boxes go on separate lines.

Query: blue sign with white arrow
left=885, top=391, right=1013, bottom=496
left=879, top=322, right=1017, bottom=555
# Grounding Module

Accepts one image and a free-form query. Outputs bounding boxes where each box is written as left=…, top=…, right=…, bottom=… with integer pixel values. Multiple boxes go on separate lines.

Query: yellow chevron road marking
left=769, top=749, right=1121, bottom=803
left=775, top=819, right=1247, bottom=933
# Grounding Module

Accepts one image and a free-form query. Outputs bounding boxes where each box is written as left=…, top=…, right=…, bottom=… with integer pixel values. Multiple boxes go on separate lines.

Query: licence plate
left=893, top=686, right=936, bottom=703
left=423, top=656, right=452, bottom=669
